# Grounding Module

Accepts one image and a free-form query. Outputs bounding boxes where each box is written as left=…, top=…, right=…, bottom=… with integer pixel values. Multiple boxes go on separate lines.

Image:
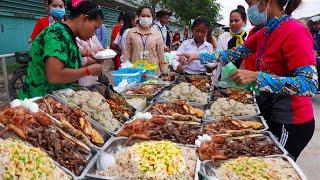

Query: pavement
left=297, top=94, right=320, bottom=180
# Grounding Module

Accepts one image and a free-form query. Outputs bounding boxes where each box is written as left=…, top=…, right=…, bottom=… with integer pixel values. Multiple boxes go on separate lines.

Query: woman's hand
left=229, top=70, right=259, bottom=85
left=182, top=52, right=200, bottom=64
left=178, top=55, right=188, bottom=65
left=176, top=65, right=185, bottom=74
left=85, top=57, right=97, bottom=66
left=87, top=64, right=102, bottom=76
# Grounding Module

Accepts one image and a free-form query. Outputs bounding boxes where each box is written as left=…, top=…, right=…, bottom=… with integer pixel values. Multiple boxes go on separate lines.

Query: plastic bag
left=220, top=62, right=260, bottom=95
left=164, top=52, right=176, bottom=64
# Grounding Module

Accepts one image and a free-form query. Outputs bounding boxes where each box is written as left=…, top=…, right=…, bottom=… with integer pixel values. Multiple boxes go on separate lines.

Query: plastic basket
left=112, top=68, right=143, bottom=86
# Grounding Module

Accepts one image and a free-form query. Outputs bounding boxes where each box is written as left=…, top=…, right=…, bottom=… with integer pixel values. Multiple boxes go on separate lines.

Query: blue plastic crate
left=112, top=68, right=143, bottom=86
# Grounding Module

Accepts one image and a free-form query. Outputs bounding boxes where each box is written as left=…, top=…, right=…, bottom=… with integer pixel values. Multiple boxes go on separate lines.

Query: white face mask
left=139, top=17, right=153, bottom=27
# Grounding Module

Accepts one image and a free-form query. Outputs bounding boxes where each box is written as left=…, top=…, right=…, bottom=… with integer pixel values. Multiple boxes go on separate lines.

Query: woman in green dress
left=19, top=0, right=104, bottom=98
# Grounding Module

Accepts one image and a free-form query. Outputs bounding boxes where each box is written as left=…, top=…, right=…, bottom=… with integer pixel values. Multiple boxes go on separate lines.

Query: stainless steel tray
left=0, top=118, right=99, bottom=180
left=121, top=83, right=167, bottom=101
left=199, top=155, right=307, bottom=180
left=52, top=88, right=124, bottom=135
left=143, top=101, right=205, bottom=122
left=35, top=95, right=112, bottom=150
left=210, top=89, right=256, bottom=104
left=201, top=116, right=269, bottom=135
left=0, top=137, right=75, bottom=179
left=175, top=74, right=213, bottom=93
left=198, top=131, right=288, bottom=162
left=155, top=88, right=211, bottom=108
left=115, top=118, right=201, bottom=146
left=85, top=137, right=201, bottom=180
left=202, top=101, right=261, bottom=122
left=51, top=87, right=90, bottom=105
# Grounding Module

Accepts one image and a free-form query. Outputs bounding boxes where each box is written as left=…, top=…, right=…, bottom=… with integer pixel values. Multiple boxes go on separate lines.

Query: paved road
left=297, top=94, right=320, bottom=180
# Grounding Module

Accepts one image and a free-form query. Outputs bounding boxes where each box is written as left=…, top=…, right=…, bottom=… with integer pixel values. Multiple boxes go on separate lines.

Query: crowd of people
left=19, top=0, right=319, bottom=161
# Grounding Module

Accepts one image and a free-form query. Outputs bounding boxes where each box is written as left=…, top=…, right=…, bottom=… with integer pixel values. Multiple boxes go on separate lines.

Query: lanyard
left=140, top=34, right=149, bottom=52
left=256, top=32, right=271, bottom=70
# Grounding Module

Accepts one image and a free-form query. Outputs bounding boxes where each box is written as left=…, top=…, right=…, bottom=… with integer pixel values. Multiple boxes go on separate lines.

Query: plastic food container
left=112, top=68, right=143, bottom=86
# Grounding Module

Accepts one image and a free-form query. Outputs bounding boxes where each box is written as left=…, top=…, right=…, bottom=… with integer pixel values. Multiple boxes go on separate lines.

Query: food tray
left=85, top=137, right=201, bottom=180
left=35, top=95, right=112, bottom=150
left=52, top=88, right=124, bottom=135
left=86, top=85, right=136, bottom=124
left=201, top=116, right=269, bottom=134
left=197, top=131, right=288, bottom=162
left=0, top=121, right=99, bottom=180
left=203, top=101, right=261, bottom=122
left=115, top=118, right=201, bottom=146
left=121, top=83, right=167, bottom=101
left=143, top=101, right=205, bottom=122
left=0, top=137, right=75, bottom=180
left=51, top=87, right=90, bottom=104
left=210, top=89, right=256, bottom=104
left=199, top=155, right=307, bottom=180
left=155, top=91, right=211, bottom=107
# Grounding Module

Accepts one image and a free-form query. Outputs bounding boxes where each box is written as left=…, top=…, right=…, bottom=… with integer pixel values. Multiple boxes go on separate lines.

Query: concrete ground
left=297, top=94, right=320, bottom=180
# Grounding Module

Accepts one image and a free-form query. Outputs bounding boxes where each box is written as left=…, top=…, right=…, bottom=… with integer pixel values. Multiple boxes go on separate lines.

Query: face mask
left=139, top=17, right=153, bottom=27
left=247, top=0, right=270, bottom=26
left=50, top=7, right=65, bottom=19
left=233, top=27, right=244, bottom=35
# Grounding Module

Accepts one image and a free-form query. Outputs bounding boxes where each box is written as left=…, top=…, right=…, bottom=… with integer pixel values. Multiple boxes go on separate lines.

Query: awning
left=94, top=0, right=137, bottom=12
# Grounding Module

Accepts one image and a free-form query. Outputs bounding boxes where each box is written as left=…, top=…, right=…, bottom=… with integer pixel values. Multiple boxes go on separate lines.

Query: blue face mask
left=50, top=7, right=65, bottom=19
left=233, top=27, right=244, bottom=35
left=247, top=0, right=270, bottom=26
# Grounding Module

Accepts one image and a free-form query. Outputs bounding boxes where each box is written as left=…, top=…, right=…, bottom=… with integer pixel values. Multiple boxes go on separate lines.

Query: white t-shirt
left=114, top=29, right=129, bottom=62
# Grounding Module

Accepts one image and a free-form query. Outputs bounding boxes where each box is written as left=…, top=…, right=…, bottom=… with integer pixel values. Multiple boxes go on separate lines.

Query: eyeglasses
left=86, top=5, right=102, bottom=15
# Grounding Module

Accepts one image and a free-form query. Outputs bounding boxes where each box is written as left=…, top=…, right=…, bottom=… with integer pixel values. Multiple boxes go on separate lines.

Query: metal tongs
left=98, top=74, right=111, bottom=99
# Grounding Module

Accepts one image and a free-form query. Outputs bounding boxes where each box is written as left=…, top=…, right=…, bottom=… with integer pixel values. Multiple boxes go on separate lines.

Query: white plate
left=94, top=49, right=117, bottom=59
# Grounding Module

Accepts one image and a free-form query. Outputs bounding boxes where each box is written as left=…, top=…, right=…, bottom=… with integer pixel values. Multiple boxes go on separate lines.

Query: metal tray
left=197, top=131, right=288, bottom=162
left=0, top=137, right=76, bottom=179
left=155, top=90, right=211, bottom=108
left=52, top=88, right=124, bottom=135
left=35, top=95, right=112, bottom=150
left=121, top=83, right=167, bottom=101
left=0, top=119, right=99, bottom=180
left=143, top=101, right=205, bottom=122
left=175, top=74, right=213, bottom=93
left=210, top=89, right=256, bottom=104
left=199, top=155, right=307, bottom=180
left=51, top=87, right=91, bottom=104
left=85, top=137, right=201, bottom=180
left=115, top=118, right=201, bottom=146
left=202, top=101, right=261, bottom=122
left=201, top=116, right=269, bottom=135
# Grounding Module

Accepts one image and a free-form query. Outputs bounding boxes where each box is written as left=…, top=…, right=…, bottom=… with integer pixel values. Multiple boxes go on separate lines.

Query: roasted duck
left=0, top=107, right=90, bottom=175
left=37, top=96, right=104, bottom=145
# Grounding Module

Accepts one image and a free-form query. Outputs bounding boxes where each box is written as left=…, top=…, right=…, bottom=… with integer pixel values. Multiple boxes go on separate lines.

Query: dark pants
left=266, top=119, right=315, bottom=161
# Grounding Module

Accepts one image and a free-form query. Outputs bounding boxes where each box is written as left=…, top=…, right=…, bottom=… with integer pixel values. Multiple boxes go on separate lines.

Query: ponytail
left=279, top=0, right=302, bottom=15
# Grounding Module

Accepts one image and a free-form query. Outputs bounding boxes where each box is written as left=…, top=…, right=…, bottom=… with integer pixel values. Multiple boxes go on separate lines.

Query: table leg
left=1, top=57, right=10, bottom=101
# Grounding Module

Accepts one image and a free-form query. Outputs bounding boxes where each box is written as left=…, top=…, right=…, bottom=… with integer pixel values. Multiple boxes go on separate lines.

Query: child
left=171, top=16, right=213, bottom=74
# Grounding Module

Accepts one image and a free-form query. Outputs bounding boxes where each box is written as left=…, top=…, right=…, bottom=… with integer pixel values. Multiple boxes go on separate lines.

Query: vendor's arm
left=185, top=32, right=257, bottom=64
left=46, top=57, right=102, bottom=84
left=257, top=66, right=318, bottom=96
left=171, top=41, right=188, bottom=73
left=231, top=26, right=319, bottom=96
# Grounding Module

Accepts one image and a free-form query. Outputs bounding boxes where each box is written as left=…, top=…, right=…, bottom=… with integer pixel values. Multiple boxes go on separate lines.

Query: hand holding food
left=87, top=63, right=102, bottom=76
left=229, top=69, right=259, bottom=85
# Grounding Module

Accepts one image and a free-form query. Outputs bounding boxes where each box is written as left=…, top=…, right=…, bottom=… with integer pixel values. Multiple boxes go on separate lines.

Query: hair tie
left=72, top=0, right=85, bottom=8
left=283, top=0, right=291, bottom=10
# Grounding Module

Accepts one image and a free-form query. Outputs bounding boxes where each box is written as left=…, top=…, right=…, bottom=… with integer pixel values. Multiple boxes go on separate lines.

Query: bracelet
left=85, top=67, right=91, bottom=76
